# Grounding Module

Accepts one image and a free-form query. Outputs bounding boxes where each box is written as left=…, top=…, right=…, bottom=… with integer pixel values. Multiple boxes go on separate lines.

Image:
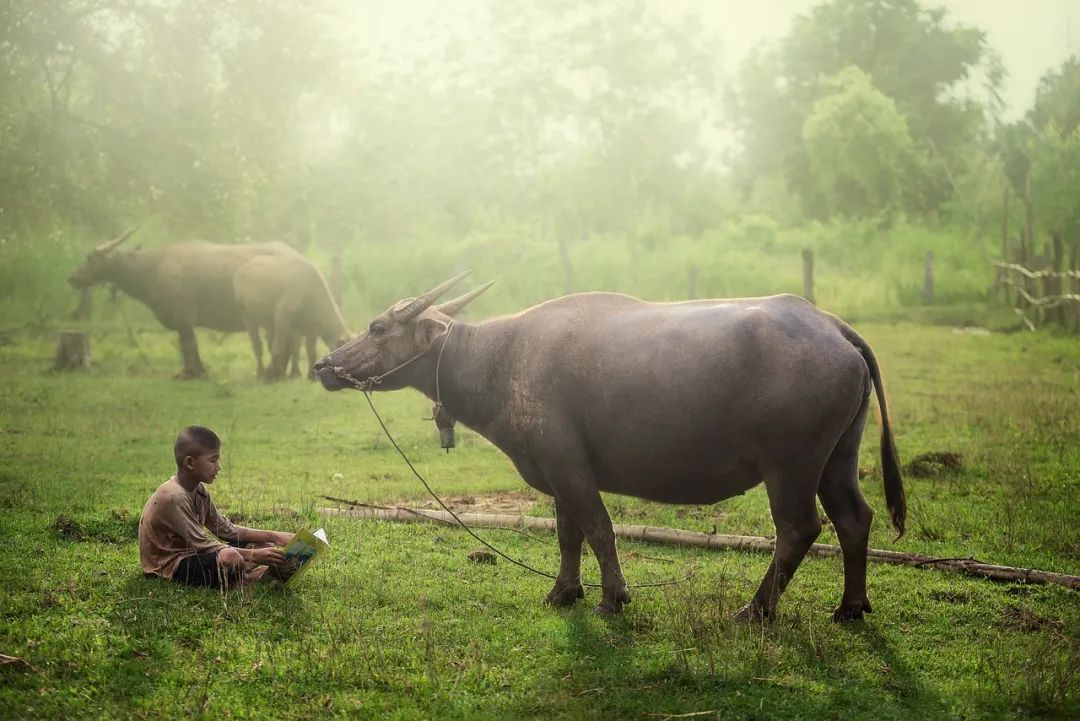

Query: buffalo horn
left=436, top=280, right=495, bottom=316
left=395, top=271, right=471, bottom=321
left=96, top=225, right=140, bottom=254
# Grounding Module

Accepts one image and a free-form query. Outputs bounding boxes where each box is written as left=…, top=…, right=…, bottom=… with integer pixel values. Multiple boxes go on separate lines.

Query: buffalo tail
left=837, top=321, right=907, bottom=539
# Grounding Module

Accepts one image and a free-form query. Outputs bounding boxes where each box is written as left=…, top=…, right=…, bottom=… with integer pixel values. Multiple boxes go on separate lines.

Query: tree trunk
left=56, top=288, right=93, bottom=371
left=72, top=288, right=92, bottom=322
left=923, top=250, right=934, bottom=305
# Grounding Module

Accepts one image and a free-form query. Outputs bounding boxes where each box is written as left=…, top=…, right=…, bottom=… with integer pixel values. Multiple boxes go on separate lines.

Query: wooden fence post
left=1051, top=232, right=1065, bottom=328
left=1023, top=173, right=1035, bottom=312
left=923, top=250, right=934, bottom=305
left=801, top=248, right=815, bottom=304
left=687, top=264, right=699, bottom=300
left=1067, top=223, right=1075, bottom=334
left=329, top=250, right=343, bottom=310
left=1000, top=185, right=1010, bottom=302
left=558, top=236, right=574, bottom=295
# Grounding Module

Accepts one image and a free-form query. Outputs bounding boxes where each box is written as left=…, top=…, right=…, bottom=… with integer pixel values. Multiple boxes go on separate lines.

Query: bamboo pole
left=320, top=506, right=1080, bottom=590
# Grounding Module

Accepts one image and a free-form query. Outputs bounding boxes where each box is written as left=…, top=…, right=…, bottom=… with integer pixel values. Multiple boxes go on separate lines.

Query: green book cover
left=281, top=527, right=329, bottom=588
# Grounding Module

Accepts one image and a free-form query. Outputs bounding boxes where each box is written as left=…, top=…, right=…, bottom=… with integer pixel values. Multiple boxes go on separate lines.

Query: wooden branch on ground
left=320, top=506, right=1080, bottom=590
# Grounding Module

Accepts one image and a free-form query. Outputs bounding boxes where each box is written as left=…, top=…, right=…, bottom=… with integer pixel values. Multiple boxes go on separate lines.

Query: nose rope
left=328, top=321, right=456, bottom=410
left=327, top=325, right=694, bottom=592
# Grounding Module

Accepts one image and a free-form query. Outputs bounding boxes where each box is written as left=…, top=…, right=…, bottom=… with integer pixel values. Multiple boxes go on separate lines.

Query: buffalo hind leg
left=818, top=401, right=874, bottom=622
left=735, top=474, right=822, bottom=622
left=545, top=498, right=586, bottom=607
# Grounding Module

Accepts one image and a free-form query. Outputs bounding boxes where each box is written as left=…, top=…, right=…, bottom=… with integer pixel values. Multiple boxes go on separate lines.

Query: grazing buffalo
left=314, top=274, right=906, bottom=621
left=67, top=228, right=300, bottom=378
left=233, top=254, right=351, bottom=381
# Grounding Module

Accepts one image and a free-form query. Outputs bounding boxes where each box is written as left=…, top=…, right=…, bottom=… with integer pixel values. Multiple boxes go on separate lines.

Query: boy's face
left=184, top=449, right=221, bottom=484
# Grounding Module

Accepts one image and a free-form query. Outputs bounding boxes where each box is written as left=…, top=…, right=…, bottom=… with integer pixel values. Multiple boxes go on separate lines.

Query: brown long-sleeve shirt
left=138, top=476, right=241, bottom=579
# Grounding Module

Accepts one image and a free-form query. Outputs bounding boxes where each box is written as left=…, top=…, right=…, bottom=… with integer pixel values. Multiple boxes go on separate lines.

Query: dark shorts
left=172, top=546, right=244, bottom=589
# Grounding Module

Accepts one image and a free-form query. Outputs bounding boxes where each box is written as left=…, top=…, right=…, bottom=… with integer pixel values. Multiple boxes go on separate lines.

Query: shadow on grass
left=506, top=597, right=951, bottom=720
left=99, top=573, right=315, bottom=714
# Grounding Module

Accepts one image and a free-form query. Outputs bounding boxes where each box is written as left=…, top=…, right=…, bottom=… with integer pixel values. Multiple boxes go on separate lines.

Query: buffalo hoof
left=832, top=597, right=872, bottom=623
left=594, top=588, right=631, bottom=615
left=545, top=582, right=585, bottom=607
left=733, top=602, right=773, bottom=623
left=175, top=370, right=207, bottom=380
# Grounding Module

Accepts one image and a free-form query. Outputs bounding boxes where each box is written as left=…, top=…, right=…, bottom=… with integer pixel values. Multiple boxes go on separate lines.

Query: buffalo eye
left=369, top=321, right=386, bottom=336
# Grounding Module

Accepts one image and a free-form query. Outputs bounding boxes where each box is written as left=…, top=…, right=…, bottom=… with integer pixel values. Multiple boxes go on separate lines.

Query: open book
left=281, top=528, right=329, bottom=588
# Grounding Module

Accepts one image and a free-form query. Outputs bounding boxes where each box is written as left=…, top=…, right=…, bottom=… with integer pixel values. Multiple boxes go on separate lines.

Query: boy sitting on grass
left=139, top=425, right=294, bottom=588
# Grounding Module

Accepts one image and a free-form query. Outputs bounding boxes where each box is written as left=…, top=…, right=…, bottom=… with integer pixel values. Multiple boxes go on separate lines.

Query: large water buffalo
left=67, top=228, right=300, bottom=378
left=233, top=254, right=351, bottom=381
left=314, top=274, right=906, bottom=621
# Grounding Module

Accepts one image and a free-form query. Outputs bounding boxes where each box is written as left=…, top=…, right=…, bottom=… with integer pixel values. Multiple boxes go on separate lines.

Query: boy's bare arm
left=235, top=545, right=286, bottom=566
left=234, top=527, right=293, bottom=547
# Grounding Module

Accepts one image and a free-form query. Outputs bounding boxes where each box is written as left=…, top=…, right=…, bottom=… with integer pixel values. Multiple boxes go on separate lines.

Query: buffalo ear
left=415, top=317, right=449, bottom=349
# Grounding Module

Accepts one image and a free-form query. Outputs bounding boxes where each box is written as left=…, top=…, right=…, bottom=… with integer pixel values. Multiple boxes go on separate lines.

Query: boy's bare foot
left=242, top=565, right=269, bottom=586
left=266, top=561, right=298, bottom=584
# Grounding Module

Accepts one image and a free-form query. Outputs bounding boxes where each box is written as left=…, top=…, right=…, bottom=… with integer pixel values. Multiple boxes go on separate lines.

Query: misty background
left=3, top=0, right=1079, bottom=325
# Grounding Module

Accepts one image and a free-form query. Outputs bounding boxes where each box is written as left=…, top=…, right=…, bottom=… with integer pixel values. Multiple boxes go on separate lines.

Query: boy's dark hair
left=174, top=426, right=221, bottom=468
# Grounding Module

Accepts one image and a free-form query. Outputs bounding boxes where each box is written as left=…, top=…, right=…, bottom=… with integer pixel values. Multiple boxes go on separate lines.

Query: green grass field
left=1, top=317, right=1078, bottom=720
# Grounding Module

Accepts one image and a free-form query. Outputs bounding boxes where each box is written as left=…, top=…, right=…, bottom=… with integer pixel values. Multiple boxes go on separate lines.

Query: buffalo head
left=314, top=273, right=494, bottom=392
left=68, top=226, right=139, bottom=288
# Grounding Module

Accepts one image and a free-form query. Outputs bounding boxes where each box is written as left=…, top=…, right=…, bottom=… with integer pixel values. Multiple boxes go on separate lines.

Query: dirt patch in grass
left=1000, top=606, right=1065, bottom=635
left=409, top=489, right=547, bottom=515
left=906, top=451, right=964, bottom=477
left=929, top=589, right=972, bottom=604
left=53, top=509, right=138, bottom=543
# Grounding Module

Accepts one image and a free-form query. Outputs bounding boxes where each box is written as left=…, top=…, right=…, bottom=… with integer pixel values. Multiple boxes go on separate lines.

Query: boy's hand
left=270, top=531, right=293, bottom=546
left=251, top=547, right=286, bottom=566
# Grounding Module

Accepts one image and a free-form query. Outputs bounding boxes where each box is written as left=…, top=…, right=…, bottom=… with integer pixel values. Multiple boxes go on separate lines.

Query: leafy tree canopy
left=727, top=0, right=992, bottom=218
left=803, top=66, right=917, bottom=220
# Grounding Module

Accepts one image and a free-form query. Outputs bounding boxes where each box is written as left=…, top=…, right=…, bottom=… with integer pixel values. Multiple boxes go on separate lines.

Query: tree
left=727, top=0, right=992, bottom=217
left=0, top=1, right=337, bottom=242
left=802, top=66, right=917, bottom=219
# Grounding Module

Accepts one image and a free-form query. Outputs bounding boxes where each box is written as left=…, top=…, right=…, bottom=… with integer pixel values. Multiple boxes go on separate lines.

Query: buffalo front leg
left=244, top=322, right=266, bottom=381
left=545, top=499, right=586, bottom=607
left=735, top=475, right=822, bottom=622
left=177, top=327, right=206, bottom=379
left=545, top=467, right=629, bottom=613
left=267, top=304, right=298, bottom=381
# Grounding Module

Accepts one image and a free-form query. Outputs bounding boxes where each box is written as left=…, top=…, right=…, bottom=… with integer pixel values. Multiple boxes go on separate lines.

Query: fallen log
left=320, top=506, right=1080, bottom=590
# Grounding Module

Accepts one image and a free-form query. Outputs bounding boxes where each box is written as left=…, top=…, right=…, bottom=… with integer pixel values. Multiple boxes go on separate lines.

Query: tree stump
left=54, top=331, right=90, bottom=371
